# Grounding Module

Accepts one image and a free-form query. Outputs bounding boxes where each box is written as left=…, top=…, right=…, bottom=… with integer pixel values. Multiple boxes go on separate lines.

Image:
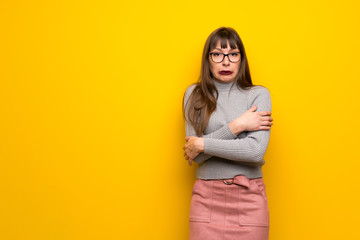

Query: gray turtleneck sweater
left=183, top=79, right=272, bottom=180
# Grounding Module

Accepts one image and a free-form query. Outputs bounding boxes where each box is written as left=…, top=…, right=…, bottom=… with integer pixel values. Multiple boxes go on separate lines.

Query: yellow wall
left=1, top=0, right=359, bottom=239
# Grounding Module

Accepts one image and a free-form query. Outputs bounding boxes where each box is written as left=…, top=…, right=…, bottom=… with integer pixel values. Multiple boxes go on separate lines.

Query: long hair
left=183, top=26, right=260, bottom=136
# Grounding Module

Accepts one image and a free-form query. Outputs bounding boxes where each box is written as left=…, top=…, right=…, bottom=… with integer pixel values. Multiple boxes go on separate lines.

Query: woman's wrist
left=196, top=138, right=205, bottom=152
left=228, top=120, right=245, bottom=136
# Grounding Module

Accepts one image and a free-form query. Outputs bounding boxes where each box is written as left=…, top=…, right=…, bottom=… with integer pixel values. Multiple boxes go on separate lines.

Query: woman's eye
left=231, top=53, right=239, bottom=56
left=213, top=53, right=220, bottom=56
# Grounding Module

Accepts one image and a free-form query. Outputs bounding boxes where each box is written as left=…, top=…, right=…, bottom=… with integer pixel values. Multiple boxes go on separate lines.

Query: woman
left=182, top=27, right=273, bottom=240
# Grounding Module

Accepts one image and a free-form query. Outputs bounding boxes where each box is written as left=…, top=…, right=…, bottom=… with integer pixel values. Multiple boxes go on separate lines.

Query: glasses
left=209, top=52, right=241, bottom=63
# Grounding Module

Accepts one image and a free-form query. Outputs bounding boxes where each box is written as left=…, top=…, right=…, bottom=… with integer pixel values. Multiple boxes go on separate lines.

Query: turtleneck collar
left=212, top=79, right=237, bottom=92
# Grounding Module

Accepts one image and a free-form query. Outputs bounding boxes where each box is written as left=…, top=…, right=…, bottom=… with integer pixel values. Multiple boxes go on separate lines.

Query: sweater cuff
left=207, top=124, right=237, bottom=139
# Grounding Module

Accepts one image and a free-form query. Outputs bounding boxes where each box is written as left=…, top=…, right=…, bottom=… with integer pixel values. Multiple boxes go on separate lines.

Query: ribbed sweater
left=183, top=79, right=272, bottom=180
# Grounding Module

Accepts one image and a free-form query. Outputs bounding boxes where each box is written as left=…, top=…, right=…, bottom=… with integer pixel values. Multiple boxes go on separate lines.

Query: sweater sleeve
left=183, top=84, right=238, bottom=164
left=203, top=87, right=272, bottom=164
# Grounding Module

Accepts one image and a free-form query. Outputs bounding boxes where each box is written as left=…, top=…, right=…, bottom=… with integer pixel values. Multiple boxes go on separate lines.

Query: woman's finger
left=262, top=121, right=274, bottom=127
left=260, top=111, right=272, bottom=116
left=188, top=159, right=192, bottom=166
left=260, top=116, right=273, bottom=121
left=261, top=120, right=274, bottom=126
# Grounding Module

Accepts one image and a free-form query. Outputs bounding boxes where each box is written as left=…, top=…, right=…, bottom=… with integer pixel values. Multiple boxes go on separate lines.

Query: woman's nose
left=222, top=56, right=230, bottom=65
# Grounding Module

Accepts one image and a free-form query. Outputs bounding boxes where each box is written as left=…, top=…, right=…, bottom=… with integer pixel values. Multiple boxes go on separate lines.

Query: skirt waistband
left=199, top=175, right=262, bottom=189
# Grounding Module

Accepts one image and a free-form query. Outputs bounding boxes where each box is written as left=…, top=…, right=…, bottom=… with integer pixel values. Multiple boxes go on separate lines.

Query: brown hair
left=183, top=26, right=261, bottom=136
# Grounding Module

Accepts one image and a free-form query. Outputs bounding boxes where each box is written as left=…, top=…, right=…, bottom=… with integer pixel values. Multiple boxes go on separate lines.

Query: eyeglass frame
left=209, top=51, right=241, bottom=63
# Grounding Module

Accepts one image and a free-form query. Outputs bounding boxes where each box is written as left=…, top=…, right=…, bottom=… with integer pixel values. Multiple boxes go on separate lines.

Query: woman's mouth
left=219, top=71, right=233, bottom=75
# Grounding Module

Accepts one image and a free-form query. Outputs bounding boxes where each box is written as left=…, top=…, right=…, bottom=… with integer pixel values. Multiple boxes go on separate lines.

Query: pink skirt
left=189, top=175, right=269, bottom=240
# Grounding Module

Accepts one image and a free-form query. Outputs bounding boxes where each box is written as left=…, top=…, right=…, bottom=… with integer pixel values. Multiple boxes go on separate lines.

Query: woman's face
left=209, top=40, right=241, bottom=83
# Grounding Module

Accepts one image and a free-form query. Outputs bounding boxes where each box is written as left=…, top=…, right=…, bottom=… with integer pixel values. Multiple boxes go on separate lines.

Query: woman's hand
left=183, top=136, right=204, bottom=166
left=229, top=105, right=273, bottom=135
